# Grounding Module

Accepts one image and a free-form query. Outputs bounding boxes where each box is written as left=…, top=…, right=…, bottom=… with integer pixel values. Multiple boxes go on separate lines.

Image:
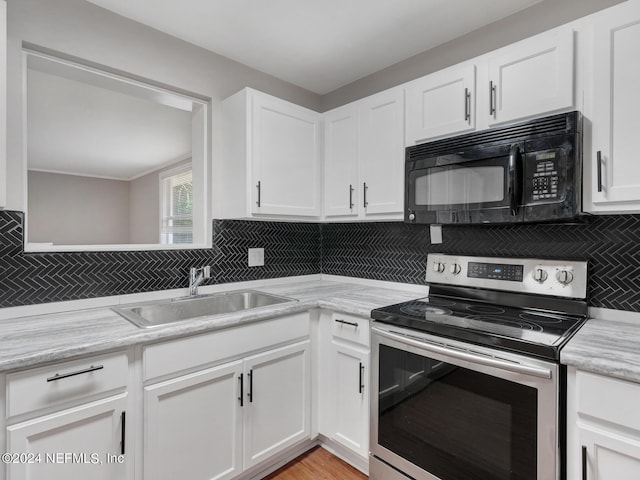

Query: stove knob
left=450, top=263, right=462, bottom=275
left=532, top=268, right=548, bottom=283
left=556, top=269, right=574, bottom=285
left=433, top=261, right=445, bottom=273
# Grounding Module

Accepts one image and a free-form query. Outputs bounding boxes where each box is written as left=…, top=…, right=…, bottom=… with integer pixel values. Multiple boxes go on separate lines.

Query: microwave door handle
left=508, top=144, right=522, bottom=216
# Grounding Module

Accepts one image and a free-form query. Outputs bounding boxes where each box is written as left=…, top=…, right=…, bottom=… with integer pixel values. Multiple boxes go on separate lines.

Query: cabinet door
left=7, top=394, right=130, bottom=480
left=590, top=3, right=640, bottom=207
left=243, top=340, right=311, bottom=469
left=251, top=93, right=321, bottom=217
left=405, top=63, right=475, bottom=145
left=331, top=341, right=369, bottom=459
left=579, top=426, right=640, bottom=480
left=323, top=104, right=359, bottom=217
left=487, top=28, right=574, bottom=126
left=359, top=88, right=404, bottom=216
left=144, top=361, right=243, bottom=480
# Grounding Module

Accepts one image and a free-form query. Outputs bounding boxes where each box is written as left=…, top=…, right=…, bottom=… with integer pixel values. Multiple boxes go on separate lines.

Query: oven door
left=405, top=143, right=523, bottom=224
left=370, top=324, right=560, bottom=480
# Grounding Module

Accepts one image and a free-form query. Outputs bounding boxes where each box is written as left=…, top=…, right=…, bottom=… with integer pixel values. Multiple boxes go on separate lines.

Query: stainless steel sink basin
left=111, top=290, right=296, bottom=328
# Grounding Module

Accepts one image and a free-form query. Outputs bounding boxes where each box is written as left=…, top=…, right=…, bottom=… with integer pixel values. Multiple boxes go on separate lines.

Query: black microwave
left=405, top=111, right=582, bottom=224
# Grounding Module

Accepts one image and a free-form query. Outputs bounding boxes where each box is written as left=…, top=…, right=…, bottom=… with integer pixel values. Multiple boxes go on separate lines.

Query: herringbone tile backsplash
left=2, top=210, right=640, bottom=313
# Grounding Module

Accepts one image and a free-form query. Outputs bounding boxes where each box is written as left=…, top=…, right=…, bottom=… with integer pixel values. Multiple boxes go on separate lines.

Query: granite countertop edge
left=561, top=317, right=640, bottom=384
left=3, top=280, right=640, bottom=385
left=0, top=280, right=418, bottom=373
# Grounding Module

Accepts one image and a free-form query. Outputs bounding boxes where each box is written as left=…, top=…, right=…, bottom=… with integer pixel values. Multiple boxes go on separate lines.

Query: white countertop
left=3, top=276, right=640, bottom=384
left=561, top=313, right=640, bottom=384
left=0, top=278, right=422, bottom=372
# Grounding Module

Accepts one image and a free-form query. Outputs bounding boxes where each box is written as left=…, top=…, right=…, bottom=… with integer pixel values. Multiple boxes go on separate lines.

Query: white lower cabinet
left=3, top=351, right=132, bottom=480
left=7, top=394, right=129, bottom=480
left=243, top=341, right=311, bottom=468
left=567, top=367, right=640, bottom=480
left=318, top=312, right=370, bottom=470
left=579, top=427, right=640, bottom=480
left=142, top=314, right=311, bottom=480
left=144, top=361, right=244, bottom=480
left=330, top=341, right=369, bottom=458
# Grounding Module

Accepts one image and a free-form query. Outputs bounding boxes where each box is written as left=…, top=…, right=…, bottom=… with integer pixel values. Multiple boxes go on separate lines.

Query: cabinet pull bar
left=46, top=364, right=104, bottom=382
left=581, top=445, right=587, bottom=480
left=256, top=181, right=261, bottom=207
left=335, top=318, right=359, bottom=328
left=464, top=88, right=471, bottom=122
left=363, top=182, right=368, bottom=208
left=596, top=151, right=603, bottom=193
left=489, top=81, right=496, bottom=116
left=248, top=369, right=253, bottom=403
left=120, top=411, right=126, bottom=455
left=359, top=363, right=364, bottom=394
left=349, top=184, right=354, bottom=210
left=238, top=373, right=244, bottom=407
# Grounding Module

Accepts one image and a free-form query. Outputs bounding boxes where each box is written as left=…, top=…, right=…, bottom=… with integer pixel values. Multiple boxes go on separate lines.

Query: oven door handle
left=372, top=327, right=552, bottom=379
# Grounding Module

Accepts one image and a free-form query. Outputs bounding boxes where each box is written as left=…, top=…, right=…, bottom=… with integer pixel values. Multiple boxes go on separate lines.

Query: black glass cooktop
left=371, top=295, right=587, bottom=361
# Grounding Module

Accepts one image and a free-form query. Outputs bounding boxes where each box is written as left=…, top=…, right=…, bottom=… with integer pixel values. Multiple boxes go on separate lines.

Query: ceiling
left=27, top=58, right=193, bottom=180
left=86, top=0, right=544, bottom=95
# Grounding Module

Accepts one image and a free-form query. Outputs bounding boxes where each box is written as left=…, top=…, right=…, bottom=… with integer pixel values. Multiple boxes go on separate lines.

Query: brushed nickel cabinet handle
left=464, top=87, right=471, bottom=122
left=596, top=151, right=603, bottom=193
left=256, top=181, right=261, bottom=207
left=489, top=81, right=496, bottom=116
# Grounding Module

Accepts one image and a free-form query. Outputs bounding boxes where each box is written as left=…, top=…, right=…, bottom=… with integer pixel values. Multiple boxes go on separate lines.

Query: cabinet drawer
left=6, top=351, right=128, bottom=419
left=143, top=313, right=310, bottom=382
left=331, top=313, right=369, bottom=347
left=577, top=370, right=640, bottom=431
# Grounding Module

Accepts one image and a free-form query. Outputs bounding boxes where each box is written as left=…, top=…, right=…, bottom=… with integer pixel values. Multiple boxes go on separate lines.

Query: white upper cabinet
left=358, top=88, right=405, bottom=217
left=486, top=28, right=574, bottom=126
left=405, top=63, right=476, bottom=144
left=322, top=87, right=404, bottom=220
left=220, top=88, right=321, bottom=219
left=588, top=0, right=640, bottom=211
left=0, top=0, right=6, bottom=209
left=404, top=26, right=574, bottom=146
left=323, top=104, right=360, bottom=217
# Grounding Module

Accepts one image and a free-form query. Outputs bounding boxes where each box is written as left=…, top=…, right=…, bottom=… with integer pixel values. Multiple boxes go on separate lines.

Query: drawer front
left=143, top=313, right=310, bottom=382
left=6, top=351, right=128, bottom=419
left=331, top=313, right=369, bottom=347
left=577, top=370, right=640, bottom=431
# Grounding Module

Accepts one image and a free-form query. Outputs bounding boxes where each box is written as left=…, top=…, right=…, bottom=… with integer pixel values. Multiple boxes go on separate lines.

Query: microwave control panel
left=525, top=150, right=564, bottom=203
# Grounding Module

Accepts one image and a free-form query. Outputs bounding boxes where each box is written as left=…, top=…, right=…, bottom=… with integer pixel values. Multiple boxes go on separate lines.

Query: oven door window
left=378, top=344, right=537, bottom=480
left=410, top=158, right=508, bottom=210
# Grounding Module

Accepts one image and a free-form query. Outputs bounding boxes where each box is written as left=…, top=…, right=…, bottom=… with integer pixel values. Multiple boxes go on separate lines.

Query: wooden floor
left=263, top=447, right=368, bottom=480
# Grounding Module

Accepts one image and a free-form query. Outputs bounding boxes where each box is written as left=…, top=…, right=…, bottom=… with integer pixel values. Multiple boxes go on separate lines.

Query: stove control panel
left=426, top=254, right=587, bottom=299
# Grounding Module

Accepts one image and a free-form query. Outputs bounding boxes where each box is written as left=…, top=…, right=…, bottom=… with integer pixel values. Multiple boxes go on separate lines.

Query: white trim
left=24, top=242, right=210, bottom=253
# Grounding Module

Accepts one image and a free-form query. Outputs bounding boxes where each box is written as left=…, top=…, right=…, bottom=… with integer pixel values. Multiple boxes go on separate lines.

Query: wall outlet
left=248, top=248, right=265, bottom=267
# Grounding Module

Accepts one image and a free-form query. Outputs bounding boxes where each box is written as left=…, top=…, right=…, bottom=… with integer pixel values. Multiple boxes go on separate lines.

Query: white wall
left=6, top=0, right=321, bottom=213
left=129, top=171, right=159, bottom=244
left=27, top=171, right=130, bottom=245
left=321, top=0, right=625, bottom=110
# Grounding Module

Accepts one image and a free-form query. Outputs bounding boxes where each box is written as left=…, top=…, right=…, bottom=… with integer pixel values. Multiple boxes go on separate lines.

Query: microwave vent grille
left=408, top=112, right=578, bottom=159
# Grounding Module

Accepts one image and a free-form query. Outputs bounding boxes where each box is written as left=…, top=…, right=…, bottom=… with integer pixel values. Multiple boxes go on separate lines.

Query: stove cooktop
left=371, top=295, right=587, bottom=361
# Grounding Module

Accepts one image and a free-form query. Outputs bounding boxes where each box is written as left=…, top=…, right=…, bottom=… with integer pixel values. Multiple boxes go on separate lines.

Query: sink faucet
left=189, top=266, right=211, bottom=296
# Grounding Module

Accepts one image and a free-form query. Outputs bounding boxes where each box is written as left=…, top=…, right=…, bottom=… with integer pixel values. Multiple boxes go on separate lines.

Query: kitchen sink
left=111, top=290, right=297, bottom=328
